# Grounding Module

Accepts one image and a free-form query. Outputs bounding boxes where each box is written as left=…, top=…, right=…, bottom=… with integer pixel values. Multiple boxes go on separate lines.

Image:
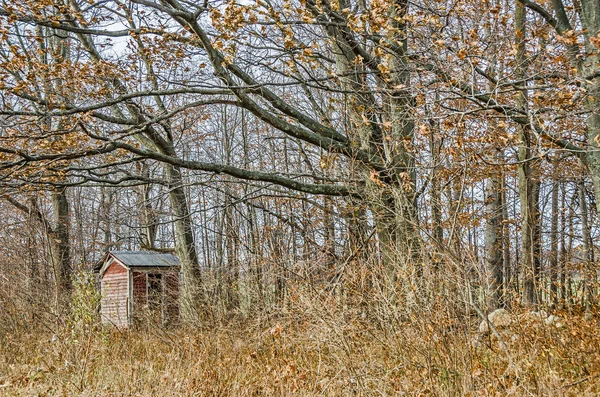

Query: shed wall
left=100, top=261, right=129, bottom=328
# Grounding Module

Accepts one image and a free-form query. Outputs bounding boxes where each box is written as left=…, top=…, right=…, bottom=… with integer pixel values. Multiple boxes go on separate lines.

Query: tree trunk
left=137, top=162, right=157, bottom=250
left=550, top=177, right=560, bottom=307
left=165, top=164, right=203, bottom=320
left=50, top=189, right=72, bottom=312
left=45, top=27, right=73, bottom=312
left=483, top=38, right=504, bottom=309
left=501, top=174, right=512, bottom=304
left=559, top=182, right=567, bottom=307
left=519, top=169, right=541, bottom=306
left=577, top=0, right=600, bottom=215
left=578, top=180, right=593, bottom=307
left=331, top=0, right=419, bottom=270
left=516, top=2, right=541, bottom=306
left=222, top=108, right=239, bottom=311
left=484, top=151, right=504, bottom=310
left=379, top=0, right=420, bottom=266
left=429, top=121, right=444, bottom=247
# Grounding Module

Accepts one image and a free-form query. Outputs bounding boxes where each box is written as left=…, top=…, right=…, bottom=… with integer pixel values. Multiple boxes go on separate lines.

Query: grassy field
left=1, top=307, right=599, bottom=396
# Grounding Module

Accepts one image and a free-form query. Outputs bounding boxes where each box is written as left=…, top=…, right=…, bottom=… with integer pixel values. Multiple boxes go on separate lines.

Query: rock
left=543, top=314, right=565, bottom=328
left=477, top=309, right=564, bottom=337
left=520, top=310, right=564, bottom=327
left=532, top=310, right=548, bottom=320
left=545, top=314, right=558, bottom=325
left=478, top=308, right=512, bottom=334
left=520, top=311, right=547, bottom=324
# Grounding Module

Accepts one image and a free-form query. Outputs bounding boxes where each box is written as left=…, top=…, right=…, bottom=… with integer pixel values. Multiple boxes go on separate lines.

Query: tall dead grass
left=2, top=309, right=599, bottom=395
left=1, top=259, right=600, bottom=396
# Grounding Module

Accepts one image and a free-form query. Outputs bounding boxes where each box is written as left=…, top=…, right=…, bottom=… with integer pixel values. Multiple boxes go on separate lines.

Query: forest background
left=1, top=0, right=600, bottom=394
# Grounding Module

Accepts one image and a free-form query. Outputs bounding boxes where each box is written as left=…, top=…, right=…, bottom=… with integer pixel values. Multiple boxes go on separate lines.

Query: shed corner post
left=127, top=267, right=133, bottom=328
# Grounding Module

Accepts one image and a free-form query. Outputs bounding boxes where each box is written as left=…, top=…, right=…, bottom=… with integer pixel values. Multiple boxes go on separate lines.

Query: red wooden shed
left=95, top=251, right=180, bottom=328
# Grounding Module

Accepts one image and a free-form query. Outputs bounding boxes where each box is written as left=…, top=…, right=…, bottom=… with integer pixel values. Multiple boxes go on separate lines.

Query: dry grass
left=1, top=263, right=600, bottom=396
left=1, top=306, right=600, bottom=396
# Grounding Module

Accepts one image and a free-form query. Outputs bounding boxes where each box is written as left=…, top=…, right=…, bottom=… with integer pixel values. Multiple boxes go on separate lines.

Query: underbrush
left=1, top=265, right=599, bottom=395
left=1, top=307, right=599, bottom=396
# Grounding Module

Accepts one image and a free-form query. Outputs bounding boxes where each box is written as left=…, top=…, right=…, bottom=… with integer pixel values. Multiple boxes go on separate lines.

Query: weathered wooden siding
left=100, top=261, right=129, bottom=328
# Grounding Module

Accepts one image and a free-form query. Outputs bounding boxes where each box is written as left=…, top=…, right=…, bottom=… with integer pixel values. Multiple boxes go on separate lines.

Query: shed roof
left=95, top=250, right=180, bottom=273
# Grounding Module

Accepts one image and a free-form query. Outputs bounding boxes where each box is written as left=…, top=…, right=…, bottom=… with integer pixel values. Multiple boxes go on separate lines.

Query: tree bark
left=516, top=2, right=541, bottom=306
left=327, top=0, right=419, bottom=270
left=501, top=174, right=512, bottom=304
left=550, top=177, right=560, bottom=307
left=137, top=162, right=158, bottom=250
left=484, top=150, right=504, bottom=310
left=559, top=182, right=567, bottom=307
left=50, top=189, right=72, bottom=311
left=578, top=180, right=594, bottom=307
left=429, top=120, right=444, bottom=247
left=166, top=164, right=203, bottom=320
left=576, top=0, right=600, bottom=216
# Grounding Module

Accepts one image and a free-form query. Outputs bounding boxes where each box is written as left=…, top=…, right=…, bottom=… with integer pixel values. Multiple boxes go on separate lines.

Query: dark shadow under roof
left=96, top=250, right=180, bottom=272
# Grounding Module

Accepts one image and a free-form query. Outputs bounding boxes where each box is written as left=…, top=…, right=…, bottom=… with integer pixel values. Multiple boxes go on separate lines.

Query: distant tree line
left=0, top=0, right=599, bottom=319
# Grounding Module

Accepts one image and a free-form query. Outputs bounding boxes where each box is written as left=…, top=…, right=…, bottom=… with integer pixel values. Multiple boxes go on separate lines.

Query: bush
left=68, top=270, right=101, bottom=334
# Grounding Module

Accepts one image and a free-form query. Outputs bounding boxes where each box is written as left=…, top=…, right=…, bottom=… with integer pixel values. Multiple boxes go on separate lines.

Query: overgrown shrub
left=68, top=270, right=101, bottom=335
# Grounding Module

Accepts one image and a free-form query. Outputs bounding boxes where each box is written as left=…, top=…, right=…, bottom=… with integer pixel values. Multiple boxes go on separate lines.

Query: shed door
left=147, top=273, right=164, bottom=322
